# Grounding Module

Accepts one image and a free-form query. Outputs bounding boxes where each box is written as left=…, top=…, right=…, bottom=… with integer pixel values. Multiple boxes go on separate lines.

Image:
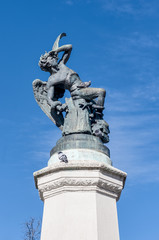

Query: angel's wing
left=32, top=79, right=64, bottom=130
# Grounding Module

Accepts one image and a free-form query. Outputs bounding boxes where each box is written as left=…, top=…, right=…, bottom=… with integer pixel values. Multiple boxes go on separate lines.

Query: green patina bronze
left=33, top=33, right=110, bottom=152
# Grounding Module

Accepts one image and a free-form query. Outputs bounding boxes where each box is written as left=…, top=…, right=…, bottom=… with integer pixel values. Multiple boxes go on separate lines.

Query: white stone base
left=48, top=148, right=112, bottom=166
left=34, top=160, right=126, bottom=240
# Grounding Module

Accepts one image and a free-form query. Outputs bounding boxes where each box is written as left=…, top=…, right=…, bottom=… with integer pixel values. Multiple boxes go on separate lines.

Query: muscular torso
left=47, top=62, right=82, bottom=91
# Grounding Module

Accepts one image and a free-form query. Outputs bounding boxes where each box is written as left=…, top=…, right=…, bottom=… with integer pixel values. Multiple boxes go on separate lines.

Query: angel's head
left=39, top=51, right=58, bottom=72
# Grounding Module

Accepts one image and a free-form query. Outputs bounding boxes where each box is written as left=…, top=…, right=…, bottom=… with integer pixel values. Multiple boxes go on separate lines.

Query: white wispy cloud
left=104, top=33, right=159, bottom=62
left=97, top=31, right=159, bottom=110
left=132, top=82, right=159, bottom=103
left=107, top=82, right=159, bottom=114
left=101, top=0, right=157, bottom=16
left=99, top=30, right=159, bottom=183
left=65, top=0, right=74, bottom=5
left=106, top=85, right=159, bottom=185
left=64, top=0, right=93, bottom=5
left=28, top=128, right=61, bottom=164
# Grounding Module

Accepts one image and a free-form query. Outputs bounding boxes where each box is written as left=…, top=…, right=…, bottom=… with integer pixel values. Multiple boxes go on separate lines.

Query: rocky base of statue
left=34, top=159, right=127, bottom=240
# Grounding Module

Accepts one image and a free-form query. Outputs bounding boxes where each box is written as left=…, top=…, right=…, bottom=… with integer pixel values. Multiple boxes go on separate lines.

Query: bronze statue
left=33, top=33, right=109, bottom=143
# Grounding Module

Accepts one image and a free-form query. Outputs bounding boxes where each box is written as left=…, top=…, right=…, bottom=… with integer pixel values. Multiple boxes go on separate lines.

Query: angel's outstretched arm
left=51, top=33, right=72, bottom=64
left=57, top=44, right=72, bottom=64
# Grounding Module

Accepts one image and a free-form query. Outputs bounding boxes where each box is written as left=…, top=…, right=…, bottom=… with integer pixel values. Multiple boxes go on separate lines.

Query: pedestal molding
left=34, top=160, right=127, bottom=185
left=38, top=177, right=123, bottom=200
left=34, top=161, right=126, bottom=202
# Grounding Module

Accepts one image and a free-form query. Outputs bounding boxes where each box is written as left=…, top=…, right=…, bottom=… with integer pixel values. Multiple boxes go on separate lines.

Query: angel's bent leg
left=78, top=87, right=106, bottom=107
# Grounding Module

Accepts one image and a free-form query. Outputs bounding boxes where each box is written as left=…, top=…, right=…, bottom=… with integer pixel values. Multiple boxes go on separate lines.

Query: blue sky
left=0, top=0, right=159, bottom=239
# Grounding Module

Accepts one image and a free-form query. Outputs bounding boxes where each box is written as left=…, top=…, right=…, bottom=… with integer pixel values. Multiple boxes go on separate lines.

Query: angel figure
left=33, top=33, right=109, bottom=142
left=38, top=33, right=106, bottom=112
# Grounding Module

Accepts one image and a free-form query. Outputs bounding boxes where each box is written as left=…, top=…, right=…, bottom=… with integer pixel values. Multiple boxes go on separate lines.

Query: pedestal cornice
left=34, top=160, right=127, bottom=201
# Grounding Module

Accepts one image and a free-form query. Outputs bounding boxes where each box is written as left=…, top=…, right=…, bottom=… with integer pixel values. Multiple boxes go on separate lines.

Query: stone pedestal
left=34, top=160, right=126, bottom=240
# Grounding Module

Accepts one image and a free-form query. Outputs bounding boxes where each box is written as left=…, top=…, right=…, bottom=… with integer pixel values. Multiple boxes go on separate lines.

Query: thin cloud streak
left=108, top=104, right=159, bottom=184
left=63, top=0, right=159, bottom=16
left=101, top=0, right=157, bottom=16
left=65, top=0, right=74, bottom=5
